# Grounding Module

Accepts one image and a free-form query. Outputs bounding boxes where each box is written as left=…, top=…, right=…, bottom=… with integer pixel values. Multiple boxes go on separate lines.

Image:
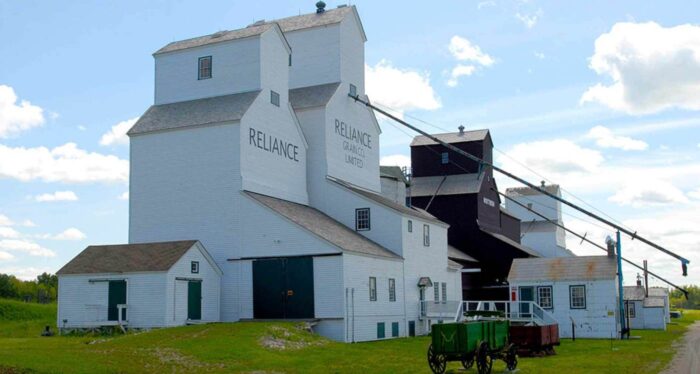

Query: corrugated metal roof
left=623, top=286, right=647, bottom=301
left=57, top=240, right=198, bottom=275
left=411, top=129, right=489, bottom=147
left=245, top=191, right=401, bottom=260
left=448, top=245, right=479, bottom=263
left=482, top=229, right=540, bottom=258
left=380, top=166, right=408, bottom=184
left=128, top=90, right=260, bottom=136
left=506, top=184, right=561, bottom=197
left=331, top=178, right=446, bottom=225
left=409, top=173, right=483, bottom=197
left=154, top=6, right=359, bottom=55
left=289, top=82, right=340, bottom=110
left=508, top=255, right=617, bottom=282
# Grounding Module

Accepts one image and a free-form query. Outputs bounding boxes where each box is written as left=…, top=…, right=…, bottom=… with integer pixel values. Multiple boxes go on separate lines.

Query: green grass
left=0, top=299, right=697, bottom=373
left=0, top=299, right=56, bottom=338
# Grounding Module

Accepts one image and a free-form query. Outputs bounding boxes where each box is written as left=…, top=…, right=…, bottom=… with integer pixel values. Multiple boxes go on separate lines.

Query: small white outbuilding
left=57, top=240, right=221, bottom=331
left=508, top=256, right=621, bottom=339
left=623, top=285, right=667, bottom=330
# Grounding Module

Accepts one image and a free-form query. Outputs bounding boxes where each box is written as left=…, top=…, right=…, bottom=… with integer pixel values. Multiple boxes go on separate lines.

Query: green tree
left=0, top=274, right=19, bottom=298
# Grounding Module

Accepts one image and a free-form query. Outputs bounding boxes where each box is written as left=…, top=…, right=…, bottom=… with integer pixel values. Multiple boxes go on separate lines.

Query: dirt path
left=662, top=322, right=700, bottom=374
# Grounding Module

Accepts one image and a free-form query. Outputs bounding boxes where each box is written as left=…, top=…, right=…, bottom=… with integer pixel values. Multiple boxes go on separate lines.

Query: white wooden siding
left=313, top=255, right=344, bottom=318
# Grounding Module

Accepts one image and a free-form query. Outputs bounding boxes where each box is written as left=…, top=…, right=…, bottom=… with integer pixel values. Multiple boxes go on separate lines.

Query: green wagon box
left=428, top=321, right=517, bottom=374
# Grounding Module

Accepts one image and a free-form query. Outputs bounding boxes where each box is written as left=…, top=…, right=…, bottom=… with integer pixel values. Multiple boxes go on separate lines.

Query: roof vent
left=316, top=1, right=326, bottom=13
left=250, top=19, right=266, bottom=27
left=540, top=180, right=546, bottom=188
left=211, top=31, right=227, bottom=39
left=458, top=125, right=465, bottom=135
left=337, top=4, right=347, bottom=8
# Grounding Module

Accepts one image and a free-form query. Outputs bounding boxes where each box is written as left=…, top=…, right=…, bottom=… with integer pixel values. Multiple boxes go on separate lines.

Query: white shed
left=57, top=240, right=222, bottom=331
left=508, top=256, right=620, bottom=339
left=623, top=285, right=667, bottom=330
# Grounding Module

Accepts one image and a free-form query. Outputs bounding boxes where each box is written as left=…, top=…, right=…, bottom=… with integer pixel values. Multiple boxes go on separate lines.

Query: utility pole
left=644, top=260, right=649, bottom=297
left=616, top=230, right=626, bottom=339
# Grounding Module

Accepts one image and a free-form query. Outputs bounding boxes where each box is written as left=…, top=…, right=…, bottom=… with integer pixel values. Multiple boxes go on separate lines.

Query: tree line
left=0, top=272, right=57, bottom=303
left=670, top=285, right=700, bottom=310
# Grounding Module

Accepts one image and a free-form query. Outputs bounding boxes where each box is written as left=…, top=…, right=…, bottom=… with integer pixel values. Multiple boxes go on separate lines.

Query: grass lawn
left=0, top=299, right=697, bottom=373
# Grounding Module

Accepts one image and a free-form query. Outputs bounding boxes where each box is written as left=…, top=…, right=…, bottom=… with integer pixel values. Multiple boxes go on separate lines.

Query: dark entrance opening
left=253, top=256, right=315, bottom=319
left=188, top=281, right=202, bottom=320
left=108, top=280, right=127, bottom=321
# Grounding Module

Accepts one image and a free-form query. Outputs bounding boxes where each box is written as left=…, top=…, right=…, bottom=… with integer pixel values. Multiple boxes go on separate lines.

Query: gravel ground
left=661, top=321, right=700, bottom=374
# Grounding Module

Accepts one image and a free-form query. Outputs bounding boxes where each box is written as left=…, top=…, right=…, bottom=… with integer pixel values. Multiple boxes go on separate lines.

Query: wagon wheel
left=427, top=344, right=447, bottom=374
left=461, top=353, right=474, bottom=369
left=505, top=343, right=518, bottom=371
left=476, top=341, right=493, bottom=374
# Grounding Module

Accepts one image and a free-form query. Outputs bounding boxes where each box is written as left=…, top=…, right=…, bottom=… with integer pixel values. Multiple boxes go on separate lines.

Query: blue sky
left=1, top=0, right=699, bottom=288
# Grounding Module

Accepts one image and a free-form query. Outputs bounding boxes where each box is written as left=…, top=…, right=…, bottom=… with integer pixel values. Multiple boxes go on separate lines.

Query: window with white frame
left=270, top=90, right=280, bottom=107
left=191, top=261, right=199, bottom=274
left=626, top=301, right=636, bottom=318
left=369, top=277, right=377, bottom=301
left=356, top=208, right=370, bottom=231
left=389, top=278, right=396, bottom=302
left=198, top=56, right=212, bottom=79
left=349, top=83, right=357, bottom=97
left=423, top=224, right=430, bottom=246
left=441, top=152, right=449, bottom=164
left=434, top=282, right=440, bottom=303
left=537, top=286, right=553, bottom=309
left=569, top=285, right=586, bottom=309
left=441, top=282, right=447, bottom=304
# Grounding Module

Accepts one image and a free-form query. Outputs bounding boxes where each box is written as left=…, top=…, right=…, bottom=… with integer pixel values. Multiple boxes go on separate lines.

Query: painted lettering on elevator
left=334, top=119, right=371, bottom=169
left=249, top=127, right=299, bottom=162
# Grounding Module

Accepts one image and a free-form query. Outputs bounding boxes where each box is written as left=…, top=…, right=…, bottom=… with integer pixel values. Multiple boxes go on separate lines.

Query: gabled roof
left=380, top=166, right=409, bottom=185
left=245, top=191, right=400, bottom=260
left=482, top=229, right=540, bottom=258
left=448, top=245, right=479, bottom=263
left=648, top=287, right=669, bottom=297
left=128, top=90, right=261, bottom=136
left=275, top=5, right=366, bottom=40
left=623, top=286, right=647, bottom=301
left=506, top=184, right=561, bottom=197
left=409, top=173, right=483, bottom=197
left=155, top=23, right=275, bottom=55
left=289, top=82, right=340, bottom=110
left=411, top=129, right=490, bottom=147
left=330, top=178, right=446, bottom=226
left=448, top=259, right=463, bottom=270
left=643, top=298, right=665, bottom=308
left=57, top=240, right=198, bottom=275
left=508, top=255, right=617, bottom=282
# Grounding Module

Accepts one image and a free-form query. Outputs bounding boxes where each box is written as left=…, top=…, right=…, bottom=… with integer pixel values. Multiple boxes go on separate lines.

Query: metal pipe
left=496, top=189, right=689, bottom=297
left=349, top=93, right=690, bottom=271
left=616, top=231, right=626, bottom=339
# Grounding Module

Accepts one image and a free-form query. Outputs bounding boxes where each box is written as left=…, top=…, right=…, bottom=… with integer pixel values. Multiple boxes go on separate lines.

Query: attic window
left=191, top=261, right=199, bottom=274
left=271, top=90, right=280, bottom=107
left=198, top=56, right=212, bottom=80
left=349, top=84, right=357, bottom=97
left=356, top=208, right=370, bottom=231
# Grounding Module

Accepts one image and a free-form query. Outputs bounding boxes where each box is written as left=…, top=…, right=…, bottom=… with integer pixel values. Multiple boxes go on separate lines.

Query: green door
left=519, top=286, right=534, bottom=317
left=187, top=281, right=202, bottom=320
left=253, top=257, right=315, bottom=319
left=108, top=280, right=126, bottom=321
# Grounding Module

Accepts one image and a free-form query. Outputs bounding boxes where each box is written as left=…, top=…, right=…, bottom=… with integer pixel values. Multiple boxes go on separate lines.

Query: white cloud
left=0, top=142, right=128, bottom=183
left=380, top=154, right=412, bottom=169
left=21, top=219, right=36, bottom=227
left=0, top=227, right=20, bottom=239
left=447, top=65, right=477, bottom=87
left=0, top=85, right=45, bottom=138
left=534, top=51, right=545, bottom=60
left=0, top=214, right=13, bottom=226
left=78, top=125, right=86, bottom=131
left=515, top=10, right=542, bottom=29
left=118, top=191, right=129, bottom=200
left=0, top=251, right=13, bottom=261
left=581, top=22, right=700, bottom=115
left=0, top=239, right=55, bottom=257
left=477, top=1, right=496, bottom=10
left=51, top=227, right=86, bottom=241
left=365, top=60, right=441, bottom=117
left=100, top=117, right=137, bottom=146
left=502, top=139, right=604, bottom=175
left=34, top=190, right=79, bottom=202
left=687, top=188, right=700, bottom=200
left=448, top=36, right=495, bottom=66
left=609, top=180, right=689, bottom=207
left=586, top=125, right=648, bottom=151
left=0, top=266, right=53, bottom=280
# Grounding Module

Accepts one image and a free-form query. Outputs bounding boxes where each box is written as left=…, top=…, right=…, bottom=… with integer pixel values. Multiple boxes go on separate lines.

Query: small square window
left=270, top=90, right=280, bottom=107
left=537, top=286, right=553, bottom=309
left=441, top=152, right=449, bottom=165
left=349, top=84, right=357, bottom=97
left=198, top=56, right=212, bottom=80
left=356, top=208, right=370, bottom=231
left=389, top=278, right=396, bottom=302
left=408, top=220, right=413, bottom=233
left=423, top=224, right=430, bottom=246
left=569, top=285, right=586, bottom=309
left=191, top=261, right=199, bottom=274
left=369, top=276, right=377, bottom=301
